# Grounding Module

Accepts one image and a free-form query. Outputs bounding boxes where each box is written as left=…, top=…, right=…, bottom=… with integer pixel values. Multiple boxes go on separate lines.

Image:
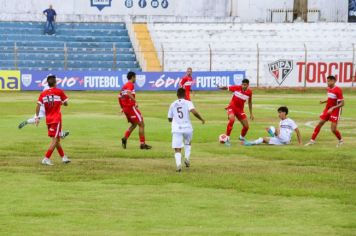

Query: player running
left=119, top=71, right=152, bottom=150
left=243, top=106, right=302, bottom=146
left=18, top=83, right=69, bottom=139
left=305, top=75, right=345, bottom=147
left=179, top=67, right=193, bottom=101
left=218, top=78, right=254, bottom=145
left=36, top=75, right=70, bottom=165
left=168, top=88, right=205, bottom=172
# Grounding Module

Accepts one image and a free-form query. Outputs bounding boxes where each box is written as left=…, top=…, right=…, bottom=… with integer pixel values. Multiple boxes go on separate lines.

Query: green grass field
left=0, top=90, right=355, bottom=236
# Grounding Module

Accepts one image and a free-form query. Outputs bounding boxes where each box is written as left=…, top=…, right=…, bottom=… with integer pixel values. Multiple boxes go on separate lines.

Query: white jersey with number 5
left=168, top=99, right=195, bottom=133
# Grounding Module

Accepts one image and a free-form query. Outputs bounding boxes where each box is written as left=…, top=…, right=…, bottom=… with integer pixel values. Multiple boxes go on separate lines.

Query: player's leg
left=137, top=121, right=152, bottom=149
left=239, top=117, right=249, bottom=141
left=42, top=137, right=58, bottom=165
left=243, top=137, right=269, bottom=146
left=122, top=122, right=137, bottom=149
left=225, top=109, right=235, bottom=145
left=56, top=139, right=70, bottom=163
left=330, top=122, right=343, bottom=147
left=305, top=119, right=327, bottom=146
left=172, top=132, right=184, bottom=172
left=183, top=132, right=193, bottom=167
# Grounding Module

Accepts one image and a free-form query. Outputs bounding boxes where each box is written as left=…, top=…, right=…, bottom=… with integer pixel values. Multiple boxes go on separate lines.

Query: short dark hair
left=127, top=71, right=136, bottom=80
left=278, top=106, right=289, bottom=115
left=327, top=75, right=336, bottom=81
left=47, top=75, right=56, bottom=87
left=177, top=88, right=186, bottom=98
left=242, top=79, right=249, bottom=84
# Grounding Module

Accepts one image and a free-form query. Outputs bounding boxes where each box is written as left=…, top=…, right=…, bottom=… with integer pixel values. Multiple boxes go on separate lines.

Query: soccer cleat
left=62, top=156, right=71, bottom=164
left=266, top=128, right=275, bottom=137
left=184, top=159, right=190, bottom=168
left=140, top=144, right=152, bottom=150
left=336, top=140, right=344, bottom=148
left=224, top=138, right=231, bottom=147
left=122, top=138, right=127, bottom=149
left=41, top=158, right=54, bottom=166
left=243, top=140, right=253, bottom=146
left=176, top=165, right=182, bottom=172
left=239, top=135, right=245, bottom=141
left=18, top=121, right=28, bottom=129
left=304, top=140, right=315, bottom=146
left=61, top=131, right=70, bottom=139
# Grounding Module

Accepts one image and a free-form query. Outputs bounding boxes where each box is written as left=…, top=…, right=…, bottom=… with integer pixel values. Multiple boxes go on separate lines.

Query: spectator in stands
left=43, top=5, right=57, bottom=35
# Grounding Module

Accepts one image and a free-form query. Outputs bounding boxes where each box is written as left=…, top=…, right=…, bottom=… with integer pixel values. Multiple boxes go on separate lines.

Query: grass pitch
left=0, top=89, right=355, bottom=235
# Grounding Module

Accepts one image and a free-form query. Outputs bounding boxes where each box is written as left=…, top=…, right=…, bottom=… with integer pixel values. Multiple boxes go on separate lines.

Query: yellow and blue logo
left=0, top=70, right=21, bottom=91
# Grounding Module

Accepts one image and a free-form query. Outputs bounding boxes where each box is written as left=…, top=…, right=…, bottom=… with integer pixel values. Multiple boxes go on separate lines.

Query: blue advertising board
left=20, top=71, right=246, bottom=91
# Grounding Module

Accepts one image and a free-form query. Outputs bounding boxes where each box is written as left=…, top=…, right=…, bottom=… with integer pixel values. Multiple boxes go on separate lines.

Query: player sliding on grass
left=179, top=67, right=193, bottom=101
left=305, top=75, right=344, bottom=147
left=243, top=106, right=302, bottom=146
left=168, top=88, right=205, bottom=172
left=36, top=75, right=70, bottom=165
left=18, top=83, right=70, bottom=139
left=218, top=79, right=254, bottom=145
left=119, top=71, right=152, bottom=150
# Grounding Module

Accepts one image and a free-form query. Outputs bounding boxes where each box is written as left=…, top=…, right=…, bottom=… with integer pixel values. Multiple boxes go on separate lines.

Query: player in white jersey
left=18, top=84, right=69, bottom=138
left=168, top=88, right=205, bottom=172
left=243, top=106, right=302, bottom=146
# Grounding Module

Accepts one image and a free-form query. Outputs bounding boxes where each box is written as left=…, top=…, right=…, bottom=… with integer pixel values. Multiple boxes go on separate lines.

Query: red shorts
left=123, top=106, right=144, bottom=124
left=320, top=108, right=341, bottom=123
left=47, top=122, right=62, bottom=138
left=226, top=107, right=247, bottom=121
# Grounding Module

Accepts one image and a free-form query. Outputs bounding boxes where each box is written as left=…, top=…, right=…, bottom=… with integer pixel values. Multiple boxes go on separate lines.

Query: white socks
left=174, top=153, right=182, bottom=167
left=27, top=118, right=36, bottom=124
left=184, top=145, right=191, bottom=161
left=253, top=137, right=264, bottom=145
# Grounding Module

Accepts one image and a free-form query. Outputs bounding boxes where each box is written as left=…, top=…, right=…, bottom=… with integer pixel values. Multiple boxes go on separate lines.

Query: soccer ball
left=219, top=134, right=228, bottom=144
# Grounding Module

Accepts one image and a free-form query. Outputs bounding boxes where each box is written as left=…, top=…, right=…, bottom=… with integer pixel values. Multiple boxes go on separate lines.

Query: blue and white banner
left=20, top=71, right=245, bottom=91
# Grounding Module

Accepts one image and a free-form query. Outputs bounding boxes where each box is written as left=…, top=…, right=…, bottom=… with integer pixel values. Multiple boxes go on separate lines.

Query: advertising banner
left=20, top=71, right=246, bottom=91
left=0, top=70, right=21, bottom=91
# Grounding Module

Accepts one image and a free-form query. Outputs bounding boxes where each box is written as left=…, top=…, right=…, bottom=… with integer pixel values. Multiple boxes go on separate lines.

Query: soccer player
left=218, top=78, right=254, bottom=145
left=119, top=71, right=152, bottom=150
left=168, top=88, right=205, bottom=172
left=18, top=84, right=69, bottom=139
left=305, top=75, right=344, bottom=147
left=179, top=67, right=193, bottom=100
left=243, top=106, right=302, bottom=146
left=36, top=75, right=70, bottom=165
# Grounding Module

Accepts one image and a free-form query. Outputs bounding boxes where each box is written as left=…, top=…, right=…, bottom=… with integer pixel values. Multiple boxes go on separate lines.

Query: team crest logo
left=90, top=0, right=112, bottom=11
left=21, top=74, right=32, bottom=87
left=161, top=0, right=169, bottom=8
left=151, top=0, right=159, bottom=8
left=233, top=73, right=244, bottom=85
left=136, top=75, right=146, bottom=88
left=268, top=60, right=293, bottom=85
left=125, top=0, right=133, bottom=8
left=138, top=0, right=147, bottom=8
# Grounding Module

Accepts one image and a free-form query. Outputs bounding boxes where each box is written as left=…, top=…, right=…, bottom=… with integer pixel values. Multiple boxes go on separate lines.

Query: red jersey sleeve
left=228, top=85, right=240, bottom=92
left=60, top=90, right=68, bottom=103
left=336, top=88, right=343, bottom=101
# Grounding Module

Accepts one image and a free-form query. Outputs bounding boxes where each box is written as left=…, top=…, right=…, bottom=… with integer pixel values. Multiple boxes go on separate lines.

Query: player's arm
left=35, top=103, right=41, bottom=126
left=294, top=128, right=302, bottom=145
left=218, top=86, right=228, bottom=90
left=126, top=91, right=136, bottom=103
left=248, top=97, right=254, bottom=120
left=327, top=100, right=344, bottom=114
left=190, top=109, right=205, bottom=124
left=319, top=100, right=327, bottom=104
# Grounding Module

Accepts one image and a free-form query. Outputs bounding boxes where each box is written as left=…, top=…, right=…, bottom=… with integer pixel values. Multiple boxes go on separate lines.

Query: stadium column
left=133, top=24, right=162, bottom=72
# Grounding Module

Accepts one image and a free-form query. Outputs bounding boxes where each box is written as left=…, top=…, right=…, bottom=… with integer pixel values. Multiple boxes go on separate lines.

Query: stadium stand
left=148, top=22, right=356, bottom=76
left=0, top=21, right=140, bottom=71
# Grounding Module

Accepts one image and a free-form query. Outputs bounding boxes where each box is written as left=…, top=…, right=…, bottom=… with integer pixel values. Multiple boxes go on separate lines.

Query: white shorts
left=268, top=136, right=290, bottom=145
left=172, top=132, right=193, bottom=148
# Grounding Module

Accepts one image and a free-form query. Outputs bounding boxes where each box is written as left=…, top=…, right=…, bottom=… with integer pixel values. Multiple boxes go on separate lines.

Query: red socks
left=124, top=130, right=131, bottom=139
left=333, top=130, right=342, bottom=140
left=57, top=146, right=65, bottom=157
left=45, top=149, right=54, bottom=159
left=226, top=119, right=234, bottom=136
left=241, top=126, right=249, bottom=137
left=311, top=125, right=321, bottom=141
left=139, top=135, right=145, bottom=144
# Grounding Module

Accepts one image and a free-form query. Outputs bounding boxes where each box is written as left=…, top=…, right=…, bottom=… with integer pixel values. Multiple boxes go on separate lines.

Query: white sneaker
left=41, top=158, right=54, bottom=166
left=62, top=156, right=71, bottom=164
left=239, top=135, right=245, bottom=141
left=304, top=140, right=315, bottom=146
left=336, top=140, right=344, bottom=148
left=176, top=164, right=182, bottom=172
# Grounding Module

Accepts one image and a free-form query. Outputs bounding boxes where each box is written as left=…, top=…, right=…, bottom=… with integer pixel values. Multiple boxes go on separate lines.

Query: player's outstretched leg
left=331, top=122, right=343, bottom=147
left=225, top=114, right=235, bottom=146
left=243, top=137, right=265, bottom=146
left=18, top=116, right=38, bottom=129
left=305, top=120, right=326, bottom=146
left=239, top=118, right=249, bottom=141
left=138, top=121, right=152, bottom=150
left=122, top=123, right=137, bottom=149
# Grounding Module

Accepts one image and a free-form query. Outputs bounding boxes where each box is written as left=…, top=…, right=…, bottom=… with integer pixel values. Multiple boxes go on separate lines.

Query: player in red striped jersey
left=36, top=75, right=70, bottom=165
left=305, top=75, right=345, bottom=147
left=219, top=79, right=254, bottom=145
left=119, top=71, right=152, bottom=150
left=179, top=67, right=193, bottom=101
